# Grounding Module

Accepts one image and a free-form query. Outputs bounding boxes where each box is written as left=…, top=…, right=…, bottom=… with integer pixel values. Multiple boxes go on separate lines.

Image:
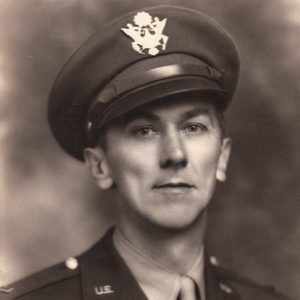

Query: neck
left=117, top=211, right=207, bottom=274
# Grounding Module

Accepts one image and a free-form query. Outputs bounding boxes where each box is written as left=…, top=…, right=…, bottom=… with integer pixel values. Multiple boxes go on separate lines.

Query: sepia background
left=1, top=0, right=299, bottom=299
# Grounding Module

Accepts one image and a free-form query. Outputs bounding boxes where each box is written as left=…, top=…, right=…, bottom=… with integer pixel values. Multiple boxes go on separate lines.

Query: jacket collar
left=205, top=254, right=241, bottom=300
left=79, top=227, right=240, bottom=300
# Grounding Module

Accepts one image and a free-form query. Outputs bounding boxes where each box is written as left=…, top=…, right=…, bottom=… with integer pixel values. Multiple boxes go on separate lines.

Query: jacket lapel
left=205, top=255, right=225, bottom=300
left=79, top=228, right=147, bottom=300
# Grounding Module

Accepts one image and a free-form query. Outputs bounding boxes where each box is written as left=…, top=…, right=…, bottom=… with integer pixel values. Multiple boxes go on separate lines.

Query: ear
left=84, top=147, right=114, bottom=190
left=216, top=138, right=232, bottom=182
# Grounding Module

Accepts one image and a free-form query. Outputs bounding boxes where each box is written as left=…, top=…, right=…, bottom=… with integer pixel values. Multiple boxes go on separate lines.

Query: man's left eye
left=183, top=124, right=207, bottom=134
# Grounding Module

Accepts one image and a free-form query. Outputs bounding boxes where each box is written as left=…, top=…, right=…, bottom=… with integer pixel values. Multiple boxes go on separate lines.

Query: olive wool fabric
left=2, top=228, right=289, bottom=300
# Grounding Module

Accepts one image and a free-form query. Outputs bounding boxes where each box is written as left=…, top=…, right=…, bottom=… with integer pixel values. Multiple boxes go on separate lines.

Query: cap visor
left=97, top=76, right=226, bottom=128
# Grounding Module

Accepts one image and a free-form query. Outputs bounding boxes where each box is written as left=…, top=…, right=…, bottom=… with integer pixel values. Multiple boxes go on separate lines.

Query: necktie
left=176, top=276, right=201, bottom=300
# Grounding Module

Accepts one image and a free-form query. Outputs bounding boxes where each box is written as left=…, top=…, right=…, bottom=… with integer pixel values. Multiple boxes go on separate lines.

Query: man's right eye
left=134, top=126, right=158, bottom=137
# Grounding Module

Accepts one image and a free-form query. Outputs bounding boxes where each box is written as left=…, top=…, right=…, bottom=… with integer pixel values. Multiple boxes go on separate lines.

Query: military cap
left=48, top=5, right=240, bottom=160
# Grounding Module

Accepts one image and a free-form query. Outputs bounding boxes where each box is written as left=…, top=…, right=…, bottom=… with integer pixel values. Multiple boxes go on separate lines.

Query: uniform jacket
left=0, top=228, right=290, bottom=300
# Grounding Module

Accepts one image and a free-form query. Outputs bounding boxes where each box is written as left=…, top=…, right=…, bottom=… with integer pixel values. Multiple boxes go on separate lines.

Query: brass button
left=65, top=257, right=78, bottom=270
left=209, top=256, right=219, bottom=266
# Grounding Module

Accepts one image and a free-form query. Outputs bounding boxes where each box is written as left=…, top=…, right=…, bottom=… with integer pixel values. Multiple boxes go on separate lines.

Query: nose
left=159, top=130, right=188, bottom=169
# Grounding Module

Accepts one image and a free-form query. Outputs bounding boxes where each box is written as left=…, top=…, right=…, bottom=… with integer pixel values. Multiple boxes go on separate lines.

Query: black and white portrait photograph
left=0, top=1, right=299, bottom=299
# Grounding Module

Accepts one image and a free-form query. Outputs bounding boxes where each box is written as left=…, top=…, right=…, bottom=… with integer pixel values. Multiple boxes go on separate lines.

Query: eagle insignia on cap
left=121, top=11, right=168, bottom=56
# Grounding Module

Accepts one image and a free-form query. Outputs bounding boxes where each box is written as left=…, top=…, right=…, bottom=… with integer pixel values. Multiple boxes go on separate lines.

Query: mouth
left=154, top=183, right=193, bottom=188
left=153, top=182, right=194, bottom=194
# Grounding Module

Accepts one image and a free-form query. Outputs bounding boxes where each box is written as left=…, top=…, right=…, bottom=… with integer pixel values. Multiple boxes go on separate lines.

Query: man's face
left=87, top=95, right=231, bottom=230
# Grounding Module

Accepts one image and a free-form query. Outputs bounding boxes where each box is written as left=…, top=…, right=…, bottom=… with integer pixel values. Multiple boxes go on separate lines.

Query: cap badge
left=121, top=11, right=168, bottom=56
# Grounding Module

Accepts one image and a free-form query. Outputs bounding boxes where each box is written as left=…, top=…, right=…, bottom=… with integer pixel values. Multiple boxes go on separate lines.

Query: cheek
left=188, top=139, right=222, bottom=176
left=107, top=143, right=157, bottom=189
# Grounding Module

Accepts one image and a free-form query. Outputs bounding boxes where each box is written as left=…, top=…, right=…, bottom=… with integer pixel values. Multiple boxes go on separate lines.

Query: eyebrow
left=179, top=108, right=209, bottom=123
left=121, top=110, right=160, bottom=125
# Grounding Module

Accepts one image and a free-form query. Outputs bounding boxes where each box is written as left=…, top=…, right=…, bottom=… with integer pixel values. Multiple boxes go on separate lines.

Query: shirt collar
left=113, top=228, right=206, bottom=300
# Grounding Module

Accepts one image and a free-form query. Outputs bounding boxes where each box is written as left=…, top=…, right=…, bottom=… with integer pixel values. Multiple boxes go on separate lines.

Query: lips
left=154, top=182, right=193, bottom=189
left=153, top=182, right=194, bottom=195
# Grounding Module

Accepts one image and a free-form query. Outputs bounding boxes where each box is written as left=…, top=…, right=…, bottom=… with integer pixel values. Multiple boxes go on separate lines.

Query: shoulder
left=208, top=256, right=291, bottom=300
left=0, top=259, right=81, bottom=300
left=0, top=228, right=116, bottom=300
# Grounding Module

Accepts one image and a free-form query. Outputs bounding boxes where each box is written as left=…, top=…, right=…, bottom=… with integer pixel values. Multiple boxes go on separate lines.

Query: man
left=1, top=5, right=289, bottom=300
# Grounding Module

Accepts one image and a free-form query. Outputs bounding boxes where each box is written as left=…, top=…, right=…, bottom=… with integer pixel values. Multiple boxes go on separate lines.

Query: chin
left=146, top=208, right=206, bottom=233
